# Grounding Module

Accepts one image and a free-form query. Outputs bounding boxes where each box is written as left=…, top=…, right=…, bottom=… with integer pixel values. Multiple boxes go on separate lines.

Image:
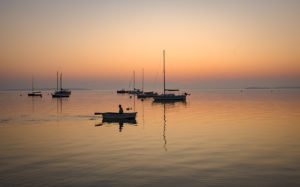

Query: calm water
left=0, top=89, right=300, bottom=187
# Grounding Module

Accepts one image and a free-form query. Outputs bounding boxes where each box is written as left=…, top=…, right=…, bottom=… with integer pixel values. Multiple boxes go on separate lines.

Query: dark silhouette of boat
left=117, top=89, right=129, bottom=94
left=102, top=118, right=137, bottom=124
left=117, top=71, right=142, bottom=94
left=153, top=50, right=189, bottom=102
left=28, top=91, right=42, bottom=97
left=94, top=112, right=137, bottom=120
left=137, top=91, right=158, bottom=98
left=28, top=76, right=42, bottom=97
left=52, top=72, right=71, bottom=98
left=128, top=89, right=142, bottom=95
left=137, top=69, right=158, bottom=98
left=128, top=71, right=142, bottom=94
left=95, top=110, right=137, bottom=132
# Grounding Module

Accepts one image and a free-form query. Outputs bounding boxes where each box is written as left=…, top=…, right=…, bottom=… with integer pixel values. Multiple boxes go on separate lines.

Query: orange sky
left=0, top=0, right=300, bottom=89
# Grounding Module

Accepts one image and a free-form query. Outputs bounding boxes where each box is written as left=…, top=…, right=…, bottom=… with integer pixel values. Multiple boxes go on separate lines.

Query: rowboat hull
left=95, top=112, right=137, bottom=120
left=102, top=118, right=137, bottom=124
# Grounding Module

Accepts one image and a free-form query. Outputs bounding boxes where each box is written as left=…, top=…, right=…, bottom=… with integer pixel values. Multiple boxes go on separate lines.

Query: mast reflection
left=163, top=103, right=167, bottom=151
left=53, top=97, right=68, bottom=118
left=95, top=119, right=137, bottom=132
left=152, top=100, right=187, bottom=151
left=31, top=96, right=42, bottom=113
left=56, top=98, right=63, bottom=114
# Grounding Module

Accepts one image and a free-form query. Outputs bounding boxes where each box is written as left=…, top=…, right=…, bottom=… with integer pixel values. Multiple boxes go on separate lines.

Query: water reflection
left=163, top=103, right=167, bottom=151
left=2, top=90, right=300, bottom=187
left=53, top=97, right=68, bottom=116
left=30, top=96, right=42, bottom=113
left=129, top=94, right=136, bottom=111
left=56, top=98, right=63, bottom=114
left=153, top=100, right=187, bottom=151
left=142, top=99, right=145, bottom=129
left=95, top=119, right=137, bottom=132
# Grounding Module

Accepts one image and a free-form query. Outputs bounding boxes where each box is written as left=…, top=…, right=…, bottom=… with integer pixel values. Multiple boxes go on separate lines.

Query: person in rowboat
left=119, top=104, right=124, bottom=114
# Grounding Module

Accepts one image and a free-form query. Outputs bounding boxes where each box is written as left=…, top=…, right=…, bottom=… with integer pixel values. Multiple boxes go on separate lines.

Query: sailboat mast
left=56, top=72, right=59, bottom=91
left=142, top=68, right=144, bottom=92
left=60, top=73, right=62, bottom=90
left=32, top=76, right=34, bottom=92
left=133, top=71, right=135, bottom=90
left=163, top=50, right=166, bottom=95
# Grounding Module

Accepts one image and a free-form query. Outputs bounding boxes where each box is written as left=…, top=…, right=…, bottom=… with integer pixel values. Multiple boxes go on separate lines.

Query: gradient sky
left=1, top=0, right=300, bottom=89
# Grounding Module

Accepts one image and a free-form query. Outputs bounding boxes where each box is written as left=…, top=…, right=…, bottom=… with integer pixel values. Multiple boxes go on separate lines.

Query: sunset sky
left=1, top=0, right=300, bottom=89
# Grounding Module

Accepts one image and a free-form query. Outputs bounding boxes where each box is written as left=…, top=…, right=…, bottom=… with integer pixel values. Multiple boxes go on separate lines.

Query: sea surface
left=0, top=89, right=300, bottom=187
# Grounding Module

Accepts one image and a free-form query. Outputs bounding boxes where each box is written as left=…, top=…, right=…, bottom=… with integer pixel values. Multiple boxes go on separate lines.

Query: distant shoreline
left=0, top=88, right=91, bottom=91
left=245, top=86, right=300, bottom=90
left=1, top=87, right=300, bottom=91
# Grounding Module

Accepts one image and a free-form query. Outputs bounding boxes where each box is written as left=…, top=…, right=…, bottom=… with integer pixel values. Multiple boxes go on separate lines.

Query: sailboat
left=137, top=69, right=158, bottom=98
left=52, top=72, right=71, bottom=98
left=153, top=50, right=188, bottom=102
left=128, top=71, right=142, bottom=94
left=117, top=71, right=141, bottom=94
left=28, top=76, right=42, bottom=97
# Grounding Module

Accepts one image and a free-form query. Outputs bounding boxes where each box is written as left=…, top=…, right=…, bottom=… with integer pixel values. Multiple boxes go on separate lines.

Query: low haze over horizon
left=1, top=0, right=300, bottom=90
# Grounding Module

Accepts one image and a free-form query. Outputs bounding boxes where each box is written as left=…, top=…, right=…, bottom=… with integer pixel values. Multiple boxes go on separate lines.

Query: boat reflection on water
left=31, top=95, right=42, bottom=113
left=95, top=118, right=137, bottom=132
left=152, top=100, right=187, bottom=151
left=53, top=97, right=68, bottom=116
left=163, top=103, right=167, bottom=151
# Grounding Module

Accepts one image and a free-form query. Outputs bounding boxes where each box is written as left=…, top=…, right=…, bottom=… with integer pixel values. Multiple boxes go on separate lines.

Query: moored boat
left=52, top=89, right=71, bottom=98
left=52, top=72, right=71, bottom=98
left=153, top=50, right=189, bottom=102
left=137, top=69, right=158, bottom=98
left=117, top=89, right=129, bottom=94
left=128, top=88, right=142, bottom=94
left=28, top=91, right=42, bottom=97
left=137, top=91, right=158, bottom=98
left=128, top=71, right=142, bottom=94
left=28, top=76, right=42, bottom=97
left=153, top=93, right=187, bottom=101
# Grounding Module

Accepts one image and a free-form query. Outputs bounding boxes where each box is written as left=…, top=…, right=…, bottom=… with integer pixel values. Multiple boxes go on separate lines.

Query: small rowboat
left=94, top=112, right=137, bottom=120
left=102, top=118, right=137, bottom=124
